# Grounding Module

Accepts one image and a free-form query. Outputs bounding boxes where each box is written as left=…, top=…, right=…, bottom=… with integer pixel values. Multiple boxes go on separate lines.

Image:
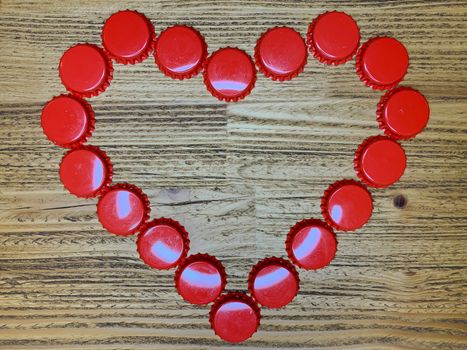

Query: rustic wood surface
left=0, top=0, right=466, bottom=349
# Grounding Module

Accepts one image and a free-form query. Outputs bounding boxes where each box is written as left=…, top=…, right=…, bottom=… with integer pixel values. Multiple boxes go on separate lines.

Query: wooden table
left=1, top=1, right=466, bottom=349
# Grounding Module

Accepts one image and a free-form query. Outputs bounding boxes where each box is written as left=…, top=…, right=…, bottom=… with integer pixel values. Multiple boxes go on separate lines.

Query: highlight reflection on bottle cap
left=174, top=253, right=226, bottom=305
left=255, top=26, right=308, bottom=80
left=203, top=47, right=256, bottom=102
left=321, top=179, right=373, bottom=231
left=41, top=95, right=95, bottom=148
left=137, top=218, right=190, bottom=270
left=285, top=219, right=337, bottom=270
left=377, top=87, right=430, bottom=140
left=209, top=292, right=260, bottom=343
left=59, top=146, right=112, bottom=198
left=97, top=183, right=150, bottom=236
left=102, top=10, right=155, bottom=64
left=307, top=11, right=360, bottom=65
left=155, top=25, right=207, bottom=79
left=355, top=136, right=407, bottom=188
left=356, top=37, right=409, bottom=90
left=59, top=44, right=113, bottom=98
left=248, top=257, right=299, bottom=308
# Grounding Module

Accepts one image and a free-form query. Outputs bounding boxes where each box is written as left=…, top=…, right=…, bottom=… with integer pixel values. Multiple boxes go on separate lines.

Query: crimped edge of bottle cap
left=355, top=37, right=408, bottom=91
left=285, top=218, right=337, bottom=270
left=101, top=10, right=156, bottom=65
left=254, top=26, right=308, bottom=81
left=306, top=11, right=360, bottom=66
left=203, top=47, right=257, bottom=102
left=209, top=291, right=261, bottom=342
left=354, top=135, right=406, bottom=188
left=59, top=145, right=113, bottom=198
left=136, top=217, right=190, bottom=270
left=321, top=179, right=373, bottom=231
left=174, top=253, right=227, bottom=305
left=154, top=25, right=207, bottom=80
left=97, top=183, right=151, bottom=236
left=376, top=86, right=428, bottom=140
left=41, top=94, right=95, bottom=149
left=59, top=43, right=114, bottom=98
left=247, top=256, right=300, bottom=308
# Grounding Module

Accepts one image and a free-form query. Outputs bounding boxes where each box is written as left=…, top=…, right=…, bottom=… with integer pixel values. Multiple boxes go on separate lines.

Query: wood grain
left=0, top=0, right=466, bottom=349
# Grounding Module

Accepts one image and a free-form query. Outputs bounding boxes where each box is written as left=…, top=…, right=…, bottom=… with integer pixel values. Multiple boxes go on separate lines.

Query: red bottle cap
left=137, top=218, right=190, bottom=270
left=354, top=136, right=407, bottom=188
left=155, top=25, right=207, bottom=79
left=254, top=26, right=307, bottom=81
left=41, top=95, right=95, bottom=148
left=203, top=47, right=256, bottom=102
left=377, top=87, right=430, bottom=140
left=248, top=257, right=299, bottom=308
left=209, top=292, right=260, bottom=343
left=356, top=37, right=409, bottom=90
left=321, top=180, right=373, bottom=231
left=285, top=219, right=337, bottom=270
left=175, top=253, right=226, bottom=305
left=59, top=146, right=112, bottom=198
left=59, top=44, right=113, bottom=98
left=102, top=10, right=155, bottom=64
left=97, top=183, right=150, bottom=236
left=307, top=11, right=360, bottom=65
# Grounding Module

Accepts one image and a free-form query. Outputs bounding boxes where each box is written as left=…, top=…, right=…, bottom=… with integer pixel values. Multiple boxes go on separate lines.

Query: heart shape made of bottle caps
left=41, top=10, right=430, bottom=343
